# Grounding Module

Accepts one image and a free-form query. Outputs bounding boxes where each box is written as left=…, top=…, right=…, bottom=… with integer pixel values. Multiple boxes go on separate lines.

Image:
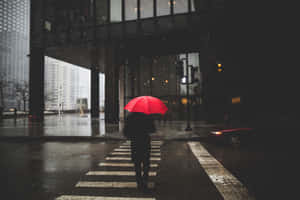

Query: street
left=0, top=130, right=295, bottom=200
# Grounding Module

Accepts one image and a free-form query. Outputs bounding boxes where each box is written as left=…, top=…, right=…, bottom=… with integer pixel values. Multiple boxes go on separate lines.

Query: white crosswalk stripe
left=111, top=152, right=161, bottom=156
left=114, top=148, right=160, bottom=152
left=76, top=181, right=155, bottom=188
left=98, top=163, right=159, bottom=168
left=106, top=157, right=161, bottom=161
left=56, top=196, right=155, bottom=200
left=188, top=142, right=255, bottom=200
left=119, top=145, right=161, bottom=149
left=124, top=140, right=162, bottom=145
left=86, top=171, right=157, bottom=176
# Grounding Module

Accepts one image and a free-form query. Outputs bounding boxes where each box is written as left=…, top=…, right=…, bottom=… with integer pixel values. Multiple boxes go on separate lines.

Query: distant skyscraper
left=0, top=0, right=30, bottom=109
left=45, top=56, right=105, bottom=112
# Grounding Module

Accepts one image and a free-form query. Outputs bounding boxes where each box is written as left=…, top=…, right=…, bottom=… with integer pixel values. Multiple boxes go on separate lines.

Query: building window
left=96, top=0, right=108, bottom=24
left=125, top=0, right=137, bottom=21
left=140, top=0, right=153, bottom=19
left=157, top=0, right=170, bottom=16
left=174, top=0, right=188, bottom=14
left=110, top=0, right=122, bottom=22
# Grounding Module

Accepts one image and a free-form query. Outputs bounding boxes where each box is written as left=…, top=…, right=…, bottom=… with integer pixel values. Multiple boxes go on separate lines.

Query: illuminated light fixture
left=181, top=77, right=186, bottom=83
left=152, top=77, right=155, bottom=81
left=232, top=97, right=241, bottom=104
left=168, top=1, right=176, bottom=6
left=165, top=80, right=168, bottom=83
left=217, top=68, right=222, bottom=72
left=217, top=63, right=222, bottom=67
left=181, top=97, right=188, bottom=105
left=211, top=131, right=223, bottom=135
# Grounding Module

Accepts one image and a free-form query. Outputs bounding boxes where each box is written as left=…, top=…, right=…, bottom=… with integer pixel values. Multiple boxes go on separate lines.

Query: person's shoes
left=137, top=183, right=143, bottom=191
left=141, top=181, right=151, bottom=193
left=137, top=179, right=143, bottom=191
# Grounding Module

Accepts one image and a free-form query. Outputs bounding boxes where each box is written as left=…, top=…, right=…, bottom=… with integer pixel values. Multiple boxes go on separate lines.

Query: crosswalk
left=54, top=140, right=255, bottom=200
left=55, top=140, right=163, bottom=200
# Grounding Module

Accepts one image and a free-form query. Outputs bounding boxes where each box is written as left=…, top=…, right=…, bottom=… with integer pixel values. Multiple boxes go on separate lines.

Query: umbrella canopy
left=124, top=96, right=168, bottom=115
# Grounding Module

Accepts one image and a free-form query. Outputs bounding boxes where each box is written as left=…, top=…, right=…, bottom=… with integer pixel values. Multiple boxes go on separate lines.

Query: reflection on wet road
left=0, top=113, right=216, bottom=139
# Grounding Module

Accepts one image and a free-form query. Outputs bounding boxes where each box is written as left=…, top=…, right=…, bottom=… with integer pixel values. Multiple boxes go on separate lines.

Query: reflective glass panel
left=96, top=0, right=108, bottom=24
left=111, top=0, right=122, bottom=22
left=174, top=0, right=188, bottom=14
left=125, top=0, right=137, bottom=20
left=141, top=0, right=153, bottom=19
left=192, top=0, right=196, bottom=11
left=157, top=0, right=170, bottom=16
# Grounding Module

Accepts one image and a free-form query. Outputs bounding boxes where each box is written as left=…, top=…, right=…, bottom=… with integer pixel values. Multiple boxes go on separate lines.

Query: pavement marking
left=56, top=140, right=161, bottom=200
left=56, top=195, right=155, bottom=200
left=119, top=145, right=161, bottom=149
left=86, top=171, right=157, bottom=176
left=98, top=163, right=159, bottom=167
left=125, top=140, right=162, bottom=144
left=188, top=142, right=256, bottom=200
left=114, top=148, right=160, bottom=152
left=76, top=181, right=155, bottom=188
left=122, top=143, right=162, bottom=147
left=106, top=157, right=161, bottom=161
left=111, top=152, right=161, bottom=156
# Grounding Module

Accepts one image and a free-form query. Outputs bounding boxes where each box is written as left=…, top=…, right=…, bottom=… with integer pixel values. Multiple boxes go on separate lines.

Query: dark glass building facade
left=27, top=0, right=224, bottom=122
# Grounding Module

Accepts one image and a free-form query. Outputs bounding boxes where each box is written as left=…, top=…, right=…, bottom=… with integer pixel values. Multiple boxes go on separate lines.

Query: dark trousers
left=130, top=135, right=151, bottom=188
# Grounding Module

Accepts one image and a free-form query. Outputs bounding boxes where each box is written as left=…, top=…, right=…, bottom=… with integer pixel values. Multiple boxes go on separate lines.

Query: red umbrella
left=124, top=96, right=168, bottom=115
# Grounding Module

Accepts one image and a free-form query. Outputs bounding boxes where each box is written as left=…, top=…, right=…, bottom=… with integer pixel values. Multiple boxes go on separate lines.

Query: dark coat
left=123, top=112, right=156, bottom=139
left=123, top=112, right=156, bottom=162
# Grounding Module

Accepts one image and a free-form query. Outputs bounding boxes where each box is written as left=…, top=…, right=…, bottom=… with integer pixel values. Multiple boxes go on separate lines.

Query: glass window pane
left=125, top=0, right=137, bottom=21
left=157, top=0, right=170, bottom=16
left=174, top=0, right=188, bottom=14
left=96, top=0, right=108, bottom=24
left=193, top=0, right=206, bottom=10
left=111, top=0, right=122, bottom=22
left=192, top=0, right=196, bottom=11
left=141, top=0, right=153, bottom=19
left=188, top=52, right=199, bottom=67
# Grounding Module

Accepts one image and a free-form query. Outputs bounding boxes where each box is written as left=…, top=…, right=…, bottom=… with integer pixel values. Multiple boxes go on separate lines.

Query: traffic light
left=176, top=61, right=184, bottom=77
left=217, top=63, right=224, bottom=72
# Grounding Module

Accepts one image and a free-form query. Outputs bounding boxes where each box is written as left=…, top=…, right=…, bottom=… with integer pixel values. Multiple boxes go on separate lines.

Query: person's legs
left=141, top=137, right=151, bottom=189
left=134, top=159, right=143, bottom=189
left=132, top=139, right=144, bottom=189
left=142, top=158, right=150, bottom=187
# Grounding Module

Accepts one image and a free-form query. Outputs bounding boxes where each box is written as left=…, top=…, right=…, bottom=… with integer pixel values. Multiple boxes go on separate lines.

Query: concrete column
left=105, top=44, right=119, bottom=124
left=119, top=64, right=125, bottom=121
left=29, top=0, right=45, bottom=121
left=129, top=59, right=135, bottom=98
left=90, top=47, right=100, bottom=118
left=200, top=47, right=216, bottom=121
left=128, top=57, right=139, bottom=97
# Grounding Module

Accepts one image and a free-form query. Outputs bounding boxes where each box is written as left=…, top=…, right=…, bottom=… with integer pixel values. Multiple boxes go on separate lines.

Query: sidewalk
left=0, top=113, right=222, bottom=141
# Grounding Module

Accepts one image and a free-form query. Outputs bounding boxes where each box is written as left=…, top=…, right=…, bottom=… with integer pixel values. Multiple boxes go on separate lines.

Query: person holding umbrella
left=123, top=96, right=167, bottom=192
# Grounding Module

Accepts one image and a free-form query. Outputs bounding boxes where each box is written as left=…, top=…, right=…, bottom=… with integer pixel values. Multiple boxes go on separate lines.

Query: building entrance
left=123, top=52, right=203, bottom=121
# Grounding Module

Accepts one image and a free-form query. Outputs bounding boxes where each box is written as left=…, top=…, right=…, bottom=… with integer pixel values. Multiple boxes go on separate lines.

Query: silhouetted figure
left=123, top=112, right=156, bottom=192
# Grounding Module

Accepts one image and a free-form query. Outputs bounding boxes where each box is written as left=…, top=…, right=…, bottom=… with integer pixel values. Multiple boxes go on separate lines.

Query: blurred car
left=210, top=128, right=254, bottom=145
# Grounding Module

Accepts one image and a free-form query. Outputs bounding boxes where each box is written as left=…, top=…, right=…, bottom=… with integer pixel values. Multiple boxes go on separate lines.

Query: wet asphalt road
left=0, top=134, right=296, bottom=200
